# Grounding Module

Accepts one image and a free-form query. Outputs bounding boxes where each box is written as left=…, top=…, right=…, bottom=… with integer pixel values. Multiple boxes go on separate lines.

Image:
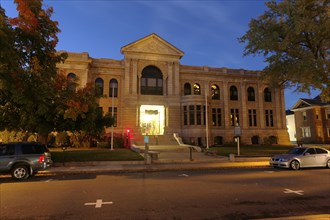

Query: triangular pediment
left=291, top=99, right=312, bottom=110
left=121, top=33, right=184, bottom=59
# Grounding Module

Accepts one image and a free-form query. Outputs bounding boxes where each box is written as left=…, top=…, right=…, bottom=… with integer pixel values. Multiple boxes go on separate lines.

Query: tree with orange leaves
left=0, top=1, right=112, bottom=143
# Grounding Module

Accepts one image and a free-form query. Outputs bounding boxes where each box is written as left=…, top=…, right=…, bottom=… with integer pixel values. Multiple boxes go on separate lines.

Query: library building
left=57, top=33, right=290, bottom=146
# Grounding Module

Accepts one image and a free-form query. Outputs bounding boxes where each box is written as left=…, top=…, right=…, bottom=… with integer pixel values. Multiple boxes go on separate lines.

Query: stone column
left=124, top=59, right=131, bottom=95
left=241, top=81, right=247, bottom=128
left=174, top=62, right=180, bottom=95
left=132, top=59, right=138, bottom=94
left=167, top=62, right=173, bottom=95
left=223, top=83, right=229, bottom=128
left=258, top=86, right=265, bottom=128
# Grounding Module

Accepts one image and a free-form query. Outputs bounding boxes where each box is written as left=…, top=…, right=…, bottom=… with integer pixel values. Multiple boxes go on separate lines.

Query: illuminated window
left=247, top=87, right=255, bottom=101
left=184, top=83, right=191, bottom=95
left=301, top=127, right=311, bottom=137
left=193, top=83, right=201, bottom=95
left=230, top=86, right=238, bottom=100
left=211, top=84, right=220, bottom=100
left=95, top=78, right=104, bottom=96
left=141, top=66, right=163, bottom=95
left=109, top=79, right=118, bottom=97
left=230, top=109, right=239, bottom=126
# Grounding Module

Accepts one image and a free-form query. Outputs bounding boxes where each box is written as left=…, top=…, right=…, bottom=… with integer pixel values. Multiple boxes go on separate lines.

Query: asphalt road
left=1, top=167, right=329, bottom=220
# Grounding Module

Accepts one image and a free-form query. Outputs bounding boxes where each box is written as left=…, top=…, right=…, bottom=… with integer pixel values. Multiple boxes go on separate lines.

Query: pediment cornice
left=121, top=33, right=184, bottom=59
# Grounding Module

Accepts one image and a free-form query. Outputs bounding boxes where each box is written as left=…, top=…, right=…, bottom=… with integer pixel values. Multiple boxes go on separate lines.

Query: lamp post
left=205, top=82, right=209, bottom=149
left=110, top=81, right=115, bottom=151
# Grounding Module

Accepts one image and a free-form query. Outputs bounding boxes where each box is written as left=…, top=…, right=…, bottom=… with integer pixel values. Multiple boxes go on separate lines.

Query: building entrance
left=140, top=105, right=165, bottom=135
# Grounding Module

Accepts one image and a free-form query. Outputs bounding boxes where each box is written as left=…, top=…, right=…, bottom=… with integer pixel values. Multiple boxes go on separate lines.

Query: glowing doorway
left=140, top=105, right=165, bottom=135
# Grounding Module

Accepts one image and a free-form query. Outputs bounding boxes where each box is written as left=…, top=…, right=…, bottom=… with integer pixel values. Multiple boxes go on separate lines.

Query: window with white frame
left=302, top=111, right=307, bottom=121
left=301, top=127, right=311, bottom=137
left=327, top=109, right=330, bottom=120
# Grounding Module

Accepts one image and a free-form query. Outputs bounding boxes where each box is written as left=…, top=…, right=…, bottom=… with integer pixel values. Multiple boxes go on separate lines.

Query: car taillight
left=38, top=155, right=45, bottom=163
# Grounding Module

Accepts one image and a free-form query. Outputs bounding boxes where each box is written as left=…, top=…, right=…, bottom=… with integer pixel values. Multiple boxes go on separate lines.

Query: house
left=56, top=33, right=290, bottom=146
left=291, top=96, right=330, bottom=144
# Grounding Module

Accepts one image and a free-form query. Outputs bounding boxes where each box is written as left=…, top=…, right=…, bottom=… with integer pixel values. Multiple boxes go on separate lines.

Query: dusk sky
left=1, top=0, right=320, bottom=109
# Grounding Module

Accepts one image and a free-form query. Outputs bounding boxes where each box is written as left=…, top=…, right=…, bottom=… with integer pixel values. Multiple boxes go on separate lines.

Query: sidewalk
left=48, top=145, right=271, bottom=174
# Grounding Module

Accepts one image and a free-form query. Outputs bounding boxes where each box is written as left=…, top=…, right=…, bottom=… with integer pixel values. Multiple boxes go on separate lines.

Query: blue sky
left=1, top=0, right=320, bottom=109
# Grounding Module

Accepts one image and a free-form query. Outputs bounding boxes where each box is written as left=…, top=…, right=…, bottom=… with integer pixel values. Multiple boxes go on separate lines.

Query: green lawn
left=50, top=148, right=144, bottom=163
left=208, top=144, right=330, bottom=157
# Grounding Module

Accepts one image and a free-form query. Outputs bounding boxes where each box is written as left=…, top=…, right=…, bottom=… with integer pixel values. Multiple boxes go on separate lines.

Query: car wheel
left=290, top=160, right=300, bottom=170
left=326, top=159, right=330, bottom=169
left=11, top=165, right=30, bottom=180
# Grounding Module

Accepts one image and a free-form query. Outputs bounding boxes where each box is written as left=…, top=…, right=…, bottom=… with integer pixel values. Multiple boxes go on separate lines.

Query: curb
left=46, top=160, right=270, bottom=175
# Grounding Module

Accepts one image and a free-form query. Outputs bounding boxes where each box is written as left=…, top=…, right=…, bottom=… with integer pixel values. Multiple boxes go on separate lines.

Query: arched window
left=141, top=66, right=163, bottom=95
left=211, top=84, right=220, bottom=100
left=230, top=86, right=238, bottom=100
left=67, top=73, right=77, bottom=91
left=109, top=79, right=118, bottom=97
left=95, top=78, right=104, bottom=96
left=247, top=87, right=255, bottom=101
left=193, top=83, right=201, bottom=95
left=264, top=88, right=272, bottom=102
left=184, top=83, right=191, bottom=95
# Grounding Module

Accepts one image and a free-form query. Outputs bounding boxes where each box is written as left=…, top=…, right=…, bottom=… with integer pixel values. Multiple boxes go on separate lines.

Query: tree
left=0, top=1, right=113, bottom=143
left=239, top=0, right=330, bottom=100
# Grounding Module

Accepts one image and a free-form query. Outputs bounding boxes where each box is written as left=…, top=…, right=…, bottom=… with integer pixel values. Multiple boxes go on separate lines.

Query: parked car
left=270, top=147, right=330, bottom=170
left=0, top=142, right=52, bottom=180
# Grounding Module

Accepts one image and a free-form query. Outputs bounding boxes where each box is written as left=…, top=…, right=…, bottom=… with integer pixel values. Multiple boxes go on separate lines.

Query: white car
left=270, top=147, right=330, bottom=170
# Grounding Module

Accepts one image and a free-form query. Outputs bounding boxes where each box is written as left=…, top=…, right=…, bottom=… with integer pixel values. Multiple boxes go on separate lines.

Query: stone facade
left=57, top=33, right=290, bottom=146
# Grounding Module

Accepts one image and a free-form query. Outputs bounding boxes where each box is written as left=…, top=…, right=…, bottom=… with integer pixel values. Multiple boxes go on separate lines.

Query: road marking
left=178, top=174, right=189, bottom=177
left=43, top=179, right=55, bottom=182
left=264, top=171, right=275, bottom=173
left=85, top=199, right=113, bottom=208
left=283, top=188, right=304, bottom=195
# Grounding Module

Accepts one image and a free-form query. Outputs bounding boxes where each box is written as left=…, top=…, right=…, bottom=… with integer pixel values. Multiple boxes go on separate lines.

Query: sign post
left=144, top=135, right=149, bottom=164
left=234, top=125, right=241, bottom=156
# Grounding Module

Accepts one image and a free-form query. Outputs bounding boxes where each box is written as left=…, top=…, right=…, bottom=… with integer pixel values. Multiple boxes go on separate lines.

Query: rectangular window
left=265, top=109, right=274, bottom=127
left=301, top=127, right=311, bottom=137
left=327, top=128, right=330, bottom=137
left=302, top=111, right=307, bottom=121
left=248, top=109, right=257, bottom=127
left=183, top=106, right=188, bottom=125
left=212, top=108, right=222, bottom=127
left=327, top=109, right=330, bottom=120
left=203, top=106, right=206, bottom=125
left=108, top=107, right=118, bottom=127
left=230, top=109, right=239, bottom=126
left=189, top=105, right=195, bottom=125
left=196, top=105, right=202, bottom=125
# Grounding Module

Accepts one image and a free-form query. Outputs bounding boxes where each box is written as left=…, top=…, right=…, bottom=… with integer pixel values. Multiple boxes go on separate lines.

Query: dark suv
left=0, top=142, right=52, bottom=180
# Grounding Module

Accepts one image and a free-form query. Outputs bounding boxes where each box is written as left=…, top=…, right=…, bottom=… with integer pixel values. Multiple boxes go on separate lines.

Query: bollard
left=229, top=154, right=235, bottom=161
left=189, top=147, right=194, bottom=161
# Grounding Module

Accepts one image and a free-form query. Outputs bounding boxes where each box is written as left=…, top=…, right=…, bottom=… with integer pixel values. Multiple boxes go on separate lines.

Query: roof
left=291, top=94, right=330, bottom=110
